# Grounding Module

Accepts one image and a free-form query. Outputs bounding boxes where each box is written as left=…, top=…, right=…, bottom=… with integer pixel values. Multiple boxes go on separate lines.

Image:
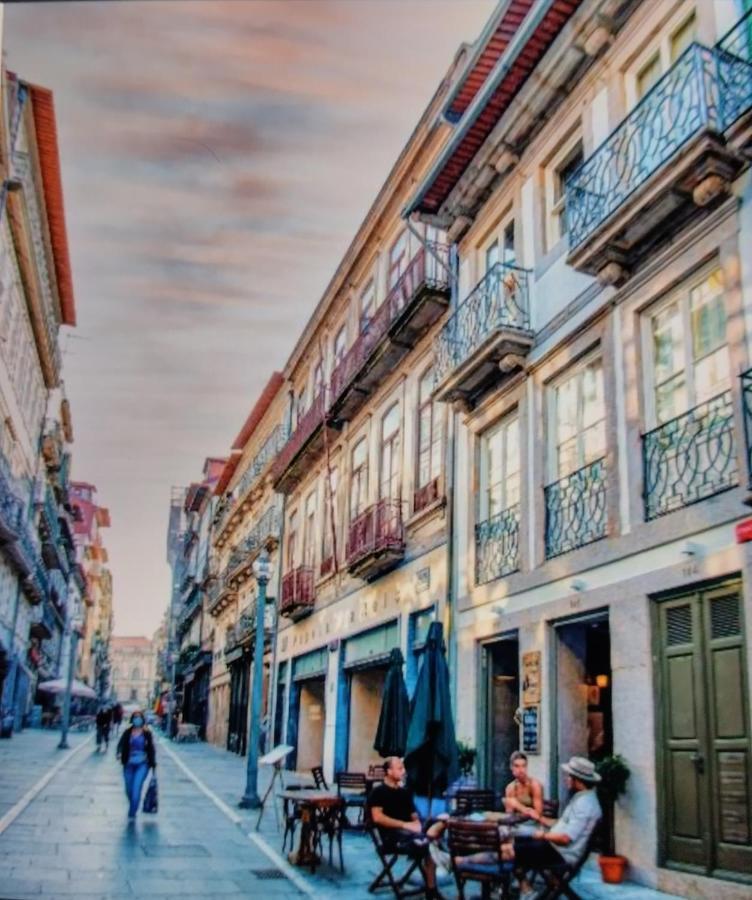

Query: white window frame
left=350, top=436, right=369, bottom=521
left=478, top=413, right=520, bottom=524
left=379, top=402, right=402, bottom=502
left=416, top=368, right=443, bottom=491
left=544, top=130, right=583, bottom=251
left=625, top=9, right=698, bottom=109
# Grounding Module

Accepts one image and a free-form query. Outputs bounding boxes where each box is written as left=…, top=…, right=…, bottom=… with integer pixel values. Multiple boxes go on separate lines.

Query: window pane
left=360, top=282, right=375, bottom=331
left=581, top=363, right=604, bottom=429
left=690, top=270, right=725, bottom=361
left=503, top=221, right=515, bottom=267
left=637, top=53, right=662, bottom=98
left=655, top=374, right=686, bottom=423
left=670, top=14, right=696, bottom=63
left=382, top=404, right=400, bottom=440
left=653, top=302, right=684, bottom=388
left=557, top=436, right=578, bottom=479
left=555, top=377, right=578, bottom=446
left=419, top=369, right=433, bottom=405
left=485, top=241, right=499, bottom=274
left=695, top=349, right=729, bottom=404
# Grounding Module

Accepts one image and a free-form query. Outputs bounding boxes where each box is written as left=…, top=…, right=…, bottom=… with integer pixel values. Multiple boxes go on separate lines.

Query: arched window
left=131, top=667, right=141, bottom=681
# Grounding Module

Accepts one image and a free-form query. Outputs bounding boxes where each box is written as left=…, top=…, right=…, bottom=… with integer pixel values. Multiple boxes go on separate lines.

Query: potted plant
left=595, top=754, right=631, bottom=883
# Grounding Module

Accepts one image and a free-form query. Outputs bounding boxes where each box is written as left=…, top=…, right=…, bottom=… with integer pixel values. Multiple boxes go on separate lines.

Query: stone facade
left=110, top=636, right=154, bottom=707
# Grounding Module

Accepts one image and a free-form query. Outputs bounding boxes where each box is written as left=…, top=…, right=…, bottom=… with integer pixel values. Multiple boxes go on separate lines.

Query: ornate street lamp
left=239, top=549, right=272, bottom=808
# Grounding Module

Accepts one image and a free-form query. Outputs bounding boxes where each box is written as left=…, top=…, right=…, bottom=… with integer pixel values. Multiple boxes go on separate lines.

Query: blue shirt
left=128, top=731, right=147, bottom=766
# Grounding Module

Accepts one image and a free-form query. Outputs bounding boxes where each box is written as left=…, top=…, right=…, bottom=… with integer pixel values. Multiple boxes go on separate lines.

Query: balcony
left=280, top=565, right=315, bottom=620
left=328, top=243, right=451, bottom=425
left=475, top=504, right=519, bottom=585
left=0, top=460, right=23, bottom=545
left=545, top=458, right=607, bottom=559
left=566, top=29, right=752, bottom=285
left=271, top=393, right=338, bottom=494
left=38, top=485, right=68, bottom=574
left=643, top=391, right=737, bottom=521
left=346, top=499, right=405, bottom=580
left=433, top=263, right=532, bottom=408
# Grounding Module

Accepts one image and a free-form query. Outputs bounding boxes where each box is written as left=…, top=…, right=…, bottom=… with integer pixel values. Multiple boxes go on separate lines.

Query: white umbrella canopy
left=37, top=678, right=97, bottom=699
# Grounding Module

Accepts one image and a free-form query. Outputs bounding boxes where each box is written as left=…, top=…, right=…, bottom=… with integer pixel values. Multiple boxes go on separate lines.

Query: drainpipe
left=444, top=245, right=460, bottom=706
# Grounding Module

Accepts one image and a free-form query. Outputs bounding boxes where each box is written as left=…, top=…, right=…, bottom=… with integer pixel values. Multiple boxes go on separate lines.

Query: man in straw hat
left=508, top=755, right=602, bottom=900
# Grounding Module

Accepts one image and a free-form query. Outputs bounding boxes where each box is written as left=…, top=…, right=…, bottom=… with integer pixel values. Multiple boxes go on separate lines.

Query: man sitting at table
left=503, top=751, right=544, bottom=820
left=369, top=756, right=446, bottom=898
left=509, top=756, right=602, bottom=900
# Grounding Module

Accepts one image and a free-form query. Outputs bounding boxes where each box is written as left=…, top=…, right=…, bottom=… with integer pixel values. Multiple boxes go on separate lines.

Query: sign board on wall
left=522, top=705, right=540, bottom=754
left=522, top=651, right=541, bottom=705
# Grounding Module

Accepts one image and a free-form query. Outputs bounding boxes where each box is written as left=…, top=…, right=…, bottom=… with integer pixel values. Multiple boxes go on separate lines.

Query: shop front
left=227, top=648, right=249, bottom=755
left=287, top=646, right=328, bottom=771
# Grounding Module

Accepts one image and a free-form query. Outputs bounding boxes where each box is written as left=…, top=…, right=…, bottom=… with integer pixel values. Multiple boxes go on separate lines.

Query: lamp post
left=239, top=549, right=272, bottom=808
left=58, top=612, right=83, bottom=750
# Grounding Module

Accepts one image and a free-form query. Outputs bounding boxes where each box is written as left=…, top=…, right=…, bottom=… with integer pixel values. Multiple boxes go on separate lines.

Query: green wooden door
left=657, top=583, right=751, bottom=877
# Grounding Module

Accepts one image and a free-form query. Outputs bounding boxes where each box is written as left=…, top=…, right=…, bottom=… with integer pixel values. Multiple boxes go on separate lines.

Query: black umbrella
left=404, top=621, right=459, bottom=811
left=374, top=648, right=410, bottom=758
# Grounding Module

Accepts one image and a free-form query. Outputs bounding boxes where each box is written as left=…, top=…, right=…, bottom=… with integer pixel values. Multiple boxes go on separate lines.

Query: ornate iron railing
left=346, top=498, right=405, bottom=569
left=280, top=565, right=315, bottom=618
left=545, top=458, right=607, bottom=559
left=643, top=391, right=737, bottom=520
left=271, top=392, right=327, bottom=484
left=475, top=504, right=520, bottom=584
left=566, top=38, right=752, bottom=249
left=742, top=368, right=752, bottom=488
left=434, top=263, right=531, bottom=384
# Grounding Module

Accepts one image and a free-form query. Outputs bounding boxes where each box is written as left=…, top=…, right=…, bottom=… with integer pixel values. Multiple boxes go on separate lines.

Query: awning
left=292, top=646, right=328, bottom=682
left=343, top=619, right=400, bottom=671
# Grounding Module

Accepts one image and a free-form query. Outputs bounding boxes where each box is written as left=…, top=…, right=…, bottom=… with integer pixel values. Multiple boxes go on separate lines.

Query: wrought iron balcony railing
left=566, top=36, right=752, bottom=250
left=475, top=504, right=520, bottom=584
left=270, top=392, right=327, bottom=486
left=280, top=565, right=315, bottom=619
left=742, top=367, right=752, bottom=488
left=345, top=498, right=405, bottom=574
left=545, top=458, right=607, bottom=559
left=434, top=263, right=531, bottom=385
left=643, top=391, right=737, bottom=521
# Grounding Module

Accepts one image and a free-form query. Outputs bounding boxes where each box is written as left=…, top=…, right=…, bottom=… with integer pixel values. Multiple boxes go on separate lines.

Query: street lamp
left=239, top=549, right=272, bottom=809
left=58, top=611, right=84, bottom=750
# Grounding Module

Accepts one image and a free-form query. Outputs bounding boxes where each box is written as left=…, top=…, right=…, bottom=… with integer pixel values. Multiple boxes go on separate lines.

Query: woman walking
left=116, top=709, right=156, bottom=819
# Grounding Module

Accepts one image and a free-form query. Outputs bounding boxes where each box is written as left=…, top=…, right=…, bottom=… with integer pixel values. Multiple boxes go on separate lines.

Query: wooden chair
left=311, top=765, right=329, bottom=790
left=447, top=818, right=513, bottom=900
left=364, top=802, right=428, bottom=898
left=454, top=788, right=496, bottom=815
left=336, top=771, right=368, bottom=827
left=529, top=832, right=598, bottom=900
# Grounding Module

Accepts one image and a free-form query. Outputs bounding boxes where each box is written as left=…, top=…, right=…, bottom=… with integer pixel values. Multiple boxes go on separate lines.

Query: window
left=545, top=131, right=583, bottom=249
left=553, top=143, right=583, bottom=241
left=632, top=12, right=697, bottom=103
left=647, top=268, right=727, bottom=425
left=479, top=415, right=520, bottom=522
left=333, top=325, right=347, bottom=369
left=131, top=667, right=141, bottom=681
left=295, top=389, right=306, bottom=427
left=287, top=510, right=298, bottom=569
left=485, top=240, right=499, bottom=275
left=503, top=221, right=516, bottom=267
left=380, top=404, right=402, bottom=501
left=312, top=362, right=324, bottom=400
left=322, top=466, right=338, bottom=562
left=360, top=280, right=376, bottom=333
left=350, top=437, right=369, bottom=520
left=549, top=358, right=605, bottom=481
left=388, top=233, right=408, bottom=290
left=302, top=491, right=317, bottom=567
left=416, top=369, right=442, bottom=490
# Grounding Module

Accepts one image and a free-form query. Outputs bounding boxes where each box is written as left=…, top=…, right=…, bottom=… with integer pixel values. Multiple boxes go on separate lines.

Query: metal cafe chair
left=336, top=771, right=368, bottom=827
left=311, top=765, right=329, bottom=790
left=454, top=788, right=496, bottom=815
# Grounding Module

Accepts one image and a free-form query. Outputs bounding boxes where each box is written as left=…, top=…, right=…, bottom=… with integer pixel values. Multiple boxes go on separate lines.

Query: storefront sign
left=522, top=651, right=541, bottom=706
left=522, top=705, right=540, bottom=754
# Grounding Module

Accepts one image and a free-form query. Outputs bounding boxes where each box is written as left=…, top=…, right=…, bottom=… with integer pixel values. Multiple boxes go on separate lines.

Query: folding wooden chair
left=454, top=788, right=496, bottom=815
left=447, top=818, right=513, bottom=900
left=336, top=771, right=368, bottom=827
left=530, top=832, right=598, bottom=900
left=365, top=805, right=428, bottom=898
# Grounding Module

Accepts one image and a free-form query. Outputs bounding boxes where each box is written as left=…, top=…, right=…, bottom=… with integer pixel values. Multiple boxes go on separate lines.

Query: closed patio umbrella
left=404, top=621, right=459, bottom=812
left=374, top=647, right=410, bottom=758
left=37, top=678, right=97, bottom=699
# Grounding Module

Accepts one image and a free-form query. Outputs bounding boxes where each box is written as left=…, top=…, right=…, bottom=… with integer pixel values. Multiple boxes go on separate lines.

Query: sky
left=4, top=0, right=494, bottom=637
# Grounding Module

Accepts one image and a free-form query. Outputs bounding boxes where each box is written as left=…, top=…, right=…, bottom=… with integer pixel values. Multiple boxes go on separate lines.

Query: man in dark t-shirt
left=368, top=756, right=446, bottom=897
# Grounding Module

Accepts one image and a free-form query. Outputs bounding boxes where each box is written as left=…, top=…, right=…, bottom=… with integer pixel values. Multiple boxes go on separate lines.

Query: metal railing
left=643, top=391, right=737, bottom=520
left=280, top=565, right=315, bottom=617
left=475, top=504, right=520, bottom=584
left=566, top=33, right=752, bottom=249
left=545, top=458, right=607, bottom=559
left=271, top=392, right=327, bottom=485
left=434, top=263, right=531, bottom=384
left=742, top=368, right=752, bottom=488
left=345, top=498, right=405, bottom=569
left=413, top=476, right=442, bottom=515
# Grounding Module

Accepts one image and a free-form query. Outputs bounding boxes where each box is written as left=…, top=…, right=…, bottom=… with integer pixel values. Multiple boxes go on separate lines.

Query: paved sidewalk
left=0, top=729, right=304, bottom=899
left=164, top=737, right=686, bottom=900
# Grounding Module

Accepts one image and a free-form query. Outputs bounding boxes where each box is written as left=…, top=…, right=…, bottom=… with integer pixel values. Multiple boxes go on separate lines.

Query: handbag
left=142, top=774, right=158, bottom=814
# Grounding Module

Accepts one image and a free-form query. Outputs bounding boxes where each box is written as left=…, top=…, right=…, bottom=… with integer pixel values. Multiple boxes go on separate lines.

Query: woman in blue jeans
left=116, top=709, right=156, bottom=819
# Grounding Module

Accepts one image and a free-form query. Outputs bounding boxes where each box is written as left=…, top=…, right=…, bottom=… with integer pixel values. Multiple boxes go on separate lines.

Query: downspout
left=443, top=245, right=459, bottom=708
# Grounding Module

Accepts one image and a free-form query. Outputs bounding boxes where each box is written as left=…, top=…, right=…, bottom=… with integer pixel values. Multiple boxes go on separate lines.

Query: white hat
left=561, top=756, right=601, bottom=784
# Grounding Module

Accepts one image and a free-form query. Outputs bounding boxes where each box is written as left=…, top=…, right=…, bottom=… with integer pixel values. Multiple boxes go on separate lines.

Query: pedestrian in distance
left=116, top=708, right=156, bottom=820
left=112, top=702, right=123, bottom=736
left=95, top=705, right=111, bottom=753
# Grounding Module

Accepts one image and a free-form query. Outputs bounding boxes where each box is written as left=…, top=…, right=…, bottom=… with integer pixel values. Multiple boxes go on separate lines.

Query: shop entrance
left=296, top=677, right=326, bottom=771
left=348, top=665, right=388, bottom=771
left=227, top=656, right=249, bottom=755
left=655, top=580, right=751, bottom=877
left=484, top=636, right=520, bottom=797
left=554, top=613, right=612, bottom=799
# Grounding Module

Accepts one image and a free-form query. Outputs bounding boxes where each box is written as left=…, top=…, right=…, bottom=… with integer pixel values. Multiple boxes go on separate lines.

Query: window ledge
left=406, top=496, right=446, bottom=531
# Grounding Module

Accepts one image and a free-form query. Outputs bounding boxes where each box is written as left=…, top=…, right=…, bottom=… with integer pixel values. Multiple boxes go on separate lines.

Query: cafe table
left=278, top=788, right=343, bottom=872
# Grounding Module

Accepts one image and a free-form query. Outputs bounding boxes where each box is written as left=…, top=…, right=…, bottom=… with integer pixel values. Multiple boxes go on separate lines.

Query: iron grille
left=565, top=38, right=752, bottom=249
left=642, top=391, right=737, bottom=521
left=544, top=457, right=607, bottom=559
left=280, top=565, right=315, bottom=618
left=434, top=262, right=531, bottom=384
left=710, top=594, right=741, bottom=640
left=346, top=498, right=405, bottom=569
left=475, top=504, right=520, bottom=584
left=666, top=604, right=693, bottom=647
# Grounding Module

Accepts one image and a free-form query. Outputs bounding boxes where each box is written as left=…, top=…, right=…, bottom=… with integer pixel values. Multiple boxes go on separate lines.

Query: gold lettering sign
left=522, top=651, right=541, bottom=706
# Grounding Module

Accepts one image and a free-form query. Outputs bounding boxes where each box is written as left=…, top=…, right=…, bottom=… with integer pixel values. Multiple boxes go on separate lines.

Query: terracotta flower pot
left=598, top=854, right=628, bottom=884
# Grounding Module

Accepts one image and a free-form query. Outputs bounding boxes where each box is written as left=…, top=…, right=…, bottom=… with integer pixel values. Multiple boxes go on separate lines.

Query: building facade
left=110, top=636, right=154, bottom=707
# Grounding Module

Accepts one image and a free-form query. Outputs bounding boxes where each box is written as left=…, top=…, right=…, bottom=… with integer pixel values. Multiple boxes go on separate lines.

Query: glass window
left=479, top=415, right=519, bottom=521
left=350, top=438, right=369, bottom=520
left=649, top=268, right=727, bottom=423
left=555, top=144, right=583, bottom=238
left=380, top=404, right=401, bottom=501
left=503, top=221, right=516, bottom=267
left=312, top=362, right=324, bottom=400
left=551, top=359, right=605, bottom=480
left=485, top=240, right=499, bottom=275
left=637, top=53, right=662, bottom=98
left=417, top=369, right=442, bottom=489
left=360, top=280, right=375, bottom=333
left=670, top=13, right=696, bottom=63
left=333, top=326, right=347, bottom=368
left=388, top=233, right=408, bottom=289
left=287, top=510, right=298, bottom=569
left=322, top=466, right=338, bottom=560
left=302, top=491, right=316, bottom=567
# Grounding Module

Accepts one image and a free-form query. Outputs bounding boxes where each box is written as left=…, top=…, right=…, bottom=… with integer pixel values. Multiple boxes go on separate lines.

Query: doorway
left=554, top=614, right=612, bottom=799
left=296, top=677, right=326, bottom=771
left=347, top=665, right=388, bottom=771
left=484, top=637, right=520, bottom=797
left=655, top=580, right=751, bottom=878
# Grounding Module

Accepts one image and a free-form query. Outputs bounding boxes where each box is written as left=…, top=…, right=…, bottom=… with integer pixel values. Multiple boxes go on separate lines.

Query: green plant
left=457, top=740, right=477, bottom=777
left=596, top=755, right=631, bottom=857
